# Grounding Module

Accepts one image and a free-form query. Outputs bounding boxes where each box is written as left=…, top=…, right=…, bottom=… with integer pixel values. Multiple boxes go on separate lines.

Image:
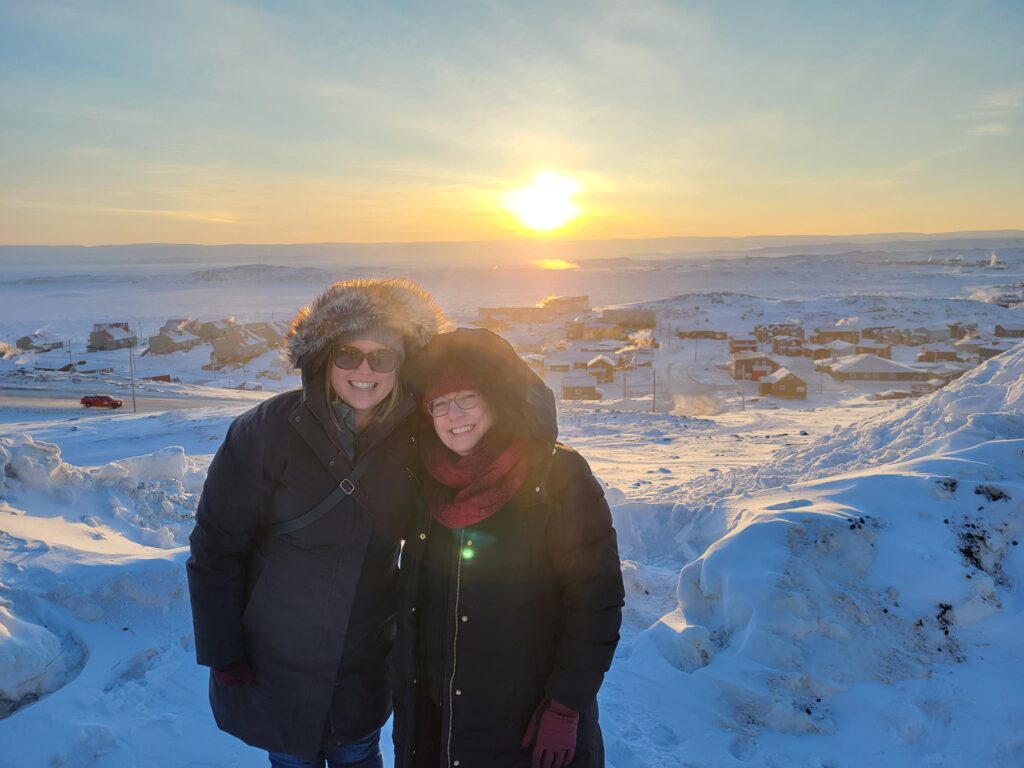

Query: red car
left=80, top=394, right=124, bottom=409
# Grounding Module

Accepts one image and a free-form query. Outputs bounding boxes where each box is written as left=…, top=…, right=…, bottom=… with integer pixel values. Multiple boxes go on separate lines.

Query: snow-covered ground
left=1, top=243, right=1022, bottom=766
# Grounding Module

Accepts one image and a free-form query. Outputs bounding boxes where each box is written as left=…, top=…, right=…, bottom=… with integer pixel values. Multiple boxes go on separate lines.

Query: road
left=0, top=386, right=267, bottom=416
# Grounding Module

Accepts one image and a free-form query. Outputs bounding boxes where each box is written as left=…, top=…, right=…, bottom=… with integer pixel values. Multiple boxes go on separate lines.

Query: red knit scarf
left=422, top=432, right=530, bottom=528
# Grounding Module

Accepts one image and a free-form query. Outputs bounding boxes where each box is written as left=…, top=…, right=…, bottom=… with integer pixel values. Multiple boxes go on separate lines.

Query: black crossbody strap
left=265, top=452, right=375, bottom=536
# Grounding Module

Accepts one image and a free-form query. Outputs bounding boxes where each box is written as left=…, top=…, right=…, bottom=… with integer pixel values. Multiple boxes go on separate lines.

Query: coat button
left=465, top=539, right=473, bottom=547
left=419, top=533, right=427, bottom=540
left=455, top=689, right=462, bottom=696
left=535, top=486, right=541, bottom=493
left=411, top=606, right=417, bottom=613
left=461, top=615, right=468, bottom=622
left=329, top=460, right=335, bottom=466
left=453, top=762, right=459, bottom=766
left=413, top=678, right=417, bottom=684
left=294, top=415, right=302, bottom=422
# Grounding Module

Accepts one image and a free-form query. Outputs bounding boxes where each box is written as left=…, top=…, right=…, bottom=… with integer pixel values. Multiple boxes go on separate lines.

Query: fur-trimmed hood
left=406, top=327, right=558, bottom=451
left=284, top=278, right=445, bottom=372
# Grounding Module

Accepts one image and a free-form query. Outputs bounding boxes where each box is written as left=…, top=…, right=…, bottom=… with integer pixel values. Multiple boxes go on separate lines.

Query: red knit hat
left=422, top=369, right=481, bottom=412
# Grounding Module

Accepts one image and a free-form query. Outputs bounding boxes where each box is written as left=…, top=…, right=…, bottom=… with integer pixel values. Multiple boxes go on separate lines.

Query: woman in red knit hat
left=393, top=327, right=625, bottom=768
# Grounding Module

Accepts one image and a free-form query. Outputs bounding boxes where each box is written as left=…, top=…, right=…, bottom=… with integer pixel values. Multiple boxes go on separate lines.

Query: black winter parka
left=187, top=375, right=420, bottom=761
left=391, top=443, right=625, bottom=768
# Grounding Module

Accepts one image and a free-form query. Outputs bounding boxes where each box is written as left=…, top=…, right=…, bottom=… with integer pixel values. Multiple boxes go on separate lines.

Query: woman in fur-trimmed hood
left=188, top=278, right=444, bottom=768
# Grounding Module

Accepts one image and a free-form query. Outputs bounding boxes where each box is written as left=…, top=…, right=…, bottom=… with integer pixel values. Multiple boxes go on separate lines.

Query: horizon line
left=2, top=228, right=1024, bottom=250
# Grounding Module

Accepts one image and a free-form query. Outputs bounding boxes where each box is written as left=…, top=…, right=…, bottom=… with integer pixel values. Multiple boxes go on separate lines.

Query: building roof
left=759, top=367, right=803, bottom=384
left=823, top=340, right=856, bottom=351
left=588, top=354, right=615, bottom=367
left=731, top=351, right=774, bottom=362
left=562, top=375, right=599, bottom=387
left=831, top=354, right=920, bottom=374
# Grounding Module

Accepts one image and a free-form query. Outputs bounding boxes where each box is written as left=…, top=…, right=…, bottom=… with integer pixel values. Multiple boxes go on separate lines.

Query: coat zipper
left=445, top=527, right=466, bottom=767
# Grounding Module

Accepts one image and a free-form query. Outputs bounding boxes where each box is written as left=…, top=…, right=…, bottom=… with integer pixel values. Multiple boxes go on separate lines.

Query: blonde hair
left=323, top=355, right=404, bottom=430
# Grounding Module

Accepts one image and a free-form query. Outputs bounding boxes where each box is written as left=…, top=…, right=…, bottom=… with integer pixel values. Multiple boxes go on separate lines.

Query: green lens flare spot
left=461, top=547, right=475, bottom=560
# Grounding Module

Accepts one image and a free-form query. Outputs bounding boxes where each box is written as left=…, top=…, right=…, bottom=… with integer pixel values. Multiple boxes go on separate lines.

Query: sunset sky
left=1, top=0, right=1022, bottom=245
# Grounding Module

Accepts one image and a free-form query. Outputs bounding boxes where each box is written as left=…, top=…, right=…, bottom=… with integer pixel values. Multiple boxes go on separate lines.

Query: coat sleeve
left=544, top=448, right=625, bottom=712
left=186, top=407, right=281, bottom=668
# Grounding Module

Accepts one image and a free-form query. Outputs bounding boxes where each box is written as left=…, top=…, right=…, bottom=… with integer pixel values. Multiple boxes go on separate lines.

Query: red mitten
left=212, top=660, right=254, bottom=687
left=521, top=698, right=579, bottom=768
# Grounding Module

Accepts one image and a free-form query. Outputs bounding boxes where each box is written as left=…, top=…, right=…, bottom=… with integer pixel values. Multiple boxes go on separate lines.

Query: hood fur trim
left=285, top=278, right=445, bottom=371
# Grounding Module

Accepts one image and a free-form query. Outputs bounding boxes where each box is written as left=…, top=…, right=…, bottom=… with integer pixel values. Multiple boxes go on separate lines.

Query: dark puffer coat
left=187, top=375, right=419, bottom=760
left=187, top=278, right=444, bottom=761
left=393, top=329, right=625, bottom=768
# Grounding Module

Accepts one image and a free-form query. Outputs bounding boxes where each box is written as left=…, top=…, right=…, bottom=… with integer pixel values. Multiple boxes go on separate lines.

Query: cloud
left=968, top=123, right=1011, bottom=136
left=979, top=90, right=1023, bottom=114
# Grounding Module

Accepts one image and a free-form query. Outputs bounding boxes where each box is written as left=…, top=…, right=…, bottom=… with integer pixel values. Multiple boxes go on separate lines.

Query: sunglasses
left=332, top=346, right=399, bottom=373
left=426, top=391, right=481, bottom=418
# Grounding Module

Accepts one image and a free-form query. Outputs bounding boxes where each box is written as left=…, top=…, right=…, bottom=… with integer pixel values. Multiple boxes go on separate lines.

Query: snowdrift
left=609, top=348, right=1024, bottom=766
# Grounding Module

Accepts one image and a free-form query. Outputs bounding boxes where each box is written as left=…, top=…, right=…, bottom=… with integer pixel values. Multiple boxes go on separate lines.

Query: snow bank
left=0, top=602, right=67, bottom=716
left=1, top=435, right=205, bottom=548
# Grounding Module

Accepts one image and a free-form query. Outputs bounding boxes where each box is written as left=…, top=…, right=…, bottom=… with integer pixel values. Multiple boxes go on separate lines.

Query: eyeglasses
left=332, top=346, right=398, bottom=373
left=426, top=391, right=481, bottom=418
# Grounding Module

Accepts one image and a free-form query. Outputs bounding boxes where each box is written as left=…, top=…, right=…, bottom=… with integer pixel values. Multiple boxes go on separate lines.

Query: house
left=198, top=318, right=237, bottom=341
left=948, top=322, right=978, bottom=340
left=802, top=344, right=835, bottom=361
left=541, top=295, right=589, bottom=315
left=758, top=368, right=807, bottom=400
left=500, top=329, right=548, bottom=355
left=586, top=355, right=616, bottom=384
left=754, top=323, right=805, bottom=342
left=909, top=325, right=951, bottom=345
left=922, top=363, right=970, bottom=385
left=160, top=317, right=201, bottom=335
left=827, top=354, right=931, bottom=382
left=565, top=316, right=624, bottom=341
left=977, top=340, right=1018, bottom=361
left=245, top=320, right=289, bottom=345
left=810, top=327, right=860, bottom=345
left=211, top=328, right=269, bottom=366
left=771, top=336, right=804, bottom=357
left=546, top=357, right=573, bottom=373
left=561, top=375, right=601, bottom=401
left=729, top=352, right=780, bottom=380
left=15, top=333, right=63, bottom=353
left=855, top=341, right=892, bottom=359
left=599, top=308, right=656, bottom=330
left=147, top=327, right=203, bottom=355
left=994, top=325, right=1024, bottom=338
left=823, top=340, right=857, bottom=357
left=861, top=326, right=897, bottom=342
left=728, top=338, right=758, bottom=354
left=916, top=344, right=960, bottom=363
left=953, top=336, right=984, bottom=356
left=87, top=323, right=137, bottom=352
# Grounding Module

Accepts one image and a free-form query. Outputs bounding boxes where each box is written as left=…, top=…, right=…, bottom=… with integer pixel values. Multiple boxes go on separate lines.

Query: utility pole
left=652, top=370, right=656, bottom=413
left=693, top=335, right=699, bottom=362
left=128, top=342, right=138, bottom=413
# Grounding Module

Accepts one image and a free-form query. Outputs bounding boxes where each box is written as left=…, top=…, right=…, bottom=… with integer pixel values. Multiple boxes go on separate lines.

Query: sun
left=504, top=171, right=582, bottom=232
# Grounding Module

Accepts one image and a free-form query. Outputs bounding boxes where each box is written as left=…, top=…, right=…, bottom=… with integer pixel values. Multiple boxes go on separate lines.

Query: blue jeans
left=268, top=728, right=383, bottom=768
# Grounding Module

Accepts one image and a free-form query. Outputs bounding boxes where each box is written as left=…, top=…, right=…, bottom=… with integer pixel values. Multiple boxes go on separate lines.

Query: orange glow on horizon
left=532, top=259, right=580, bottom=270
